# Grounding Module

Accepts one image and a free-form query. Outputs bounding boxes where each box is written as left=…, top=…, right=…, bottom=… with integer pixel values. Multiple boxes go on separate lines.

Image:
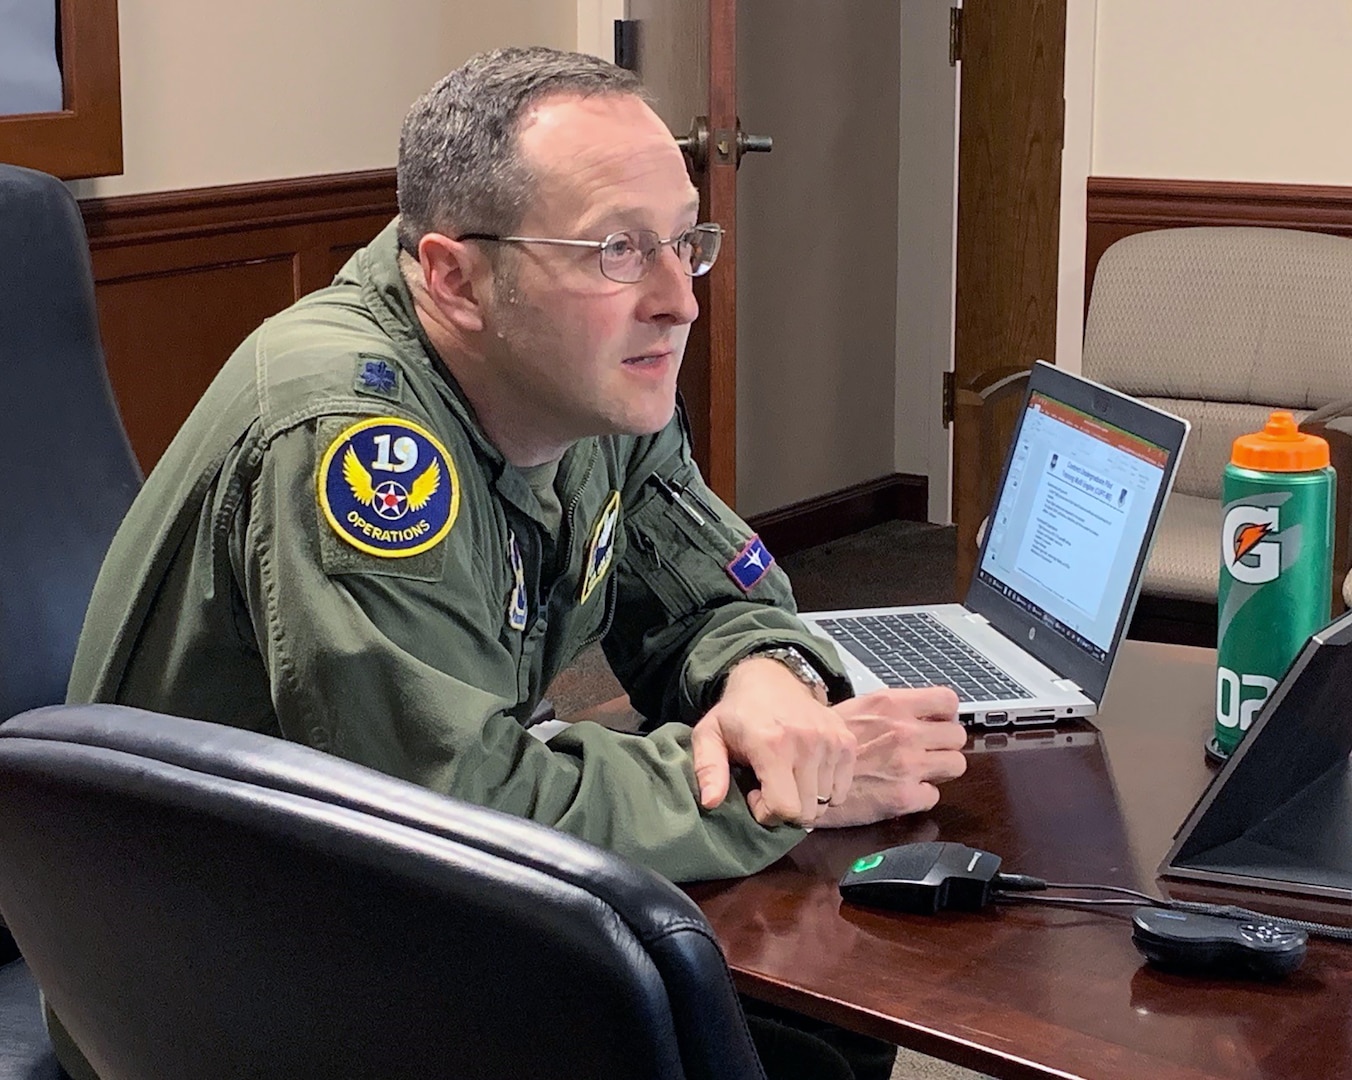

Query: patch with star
left=579, top=490, right=622, bottom=605
left=726, top=535, right=774, bottom=592
left=317, top=417, right=459, bottom=558
left=353, top=356, right=402, bottom=401
left=506, top=530, right=528, bottom=631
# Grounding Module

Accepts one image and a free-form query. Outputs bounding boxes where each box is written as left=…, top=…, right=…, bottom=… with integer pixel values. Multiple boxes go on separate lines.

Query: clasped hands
left=692, top=656, right=967, bottom=828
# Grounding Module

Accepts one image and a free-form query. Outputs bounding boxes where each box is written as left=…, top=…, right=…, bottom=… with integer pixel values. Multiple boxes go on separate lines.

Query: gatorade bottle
left=1210, top=411, right=1335, bottom=761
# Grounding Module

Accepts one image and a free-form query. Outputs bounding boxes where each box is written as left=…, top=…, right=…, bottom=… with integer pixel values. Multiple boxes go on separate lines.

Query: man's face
left=476, top=93, right=701, bottom=447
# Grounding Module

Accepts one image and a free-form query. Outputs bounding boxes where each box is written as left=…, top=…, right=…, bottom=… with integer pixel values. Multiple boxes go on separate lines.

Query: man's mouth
left=623, top=350, right=671, bottom=366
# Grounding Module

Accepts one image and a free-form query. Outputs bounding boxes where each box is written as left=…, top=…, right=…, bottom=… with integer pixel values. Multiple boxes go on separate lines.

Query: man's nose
left=638, top=245, right=700, bottom=325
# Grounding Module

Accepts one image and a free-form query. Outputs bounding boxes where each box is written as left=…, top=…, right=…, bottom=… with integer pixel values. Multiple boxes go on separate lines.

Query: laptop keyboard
left=814, top=612, right=1031, bottom=704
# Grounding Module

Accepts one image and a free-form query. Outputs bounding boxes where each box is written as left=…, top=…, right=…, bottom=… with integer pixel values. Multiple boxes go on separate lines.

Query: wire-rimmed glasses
left=457, top=223, right=724, bottom=284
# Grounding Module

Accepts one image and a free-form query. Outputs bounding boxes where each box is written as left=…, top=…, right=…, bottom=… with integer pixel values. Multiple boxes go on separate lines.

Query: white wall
left=1093, top=0, right=1352, bottom=184
left=74, top=0, right=583, bottom=198
left=1057, top=0, right=1352, bottom=373
left=1055, top=0, right=1098, bottom=376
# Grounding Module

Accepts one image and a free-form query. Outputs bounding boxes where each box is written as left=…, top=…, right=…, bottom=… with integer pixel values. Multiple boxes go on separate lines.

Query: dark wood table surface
left=680, top=641, right=1352, bottom=1080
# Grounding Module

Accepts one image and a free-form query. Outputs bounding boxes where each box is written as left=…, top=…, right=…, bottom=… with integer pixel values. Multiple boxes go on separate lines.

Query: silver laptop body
left=801, top=362, right=1190, bottom=727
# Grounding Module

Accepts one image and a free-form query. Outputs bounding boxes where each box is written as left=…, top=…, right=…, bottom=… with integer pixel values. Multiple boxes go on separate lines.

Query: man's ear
left=419, top=233, right=488, bottom=333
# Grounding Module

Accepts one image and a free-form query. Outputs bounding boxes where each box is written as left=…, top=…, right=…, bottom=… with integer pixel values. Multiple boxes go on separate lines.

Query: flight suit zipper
left=561, top=441, right=600, bottom=553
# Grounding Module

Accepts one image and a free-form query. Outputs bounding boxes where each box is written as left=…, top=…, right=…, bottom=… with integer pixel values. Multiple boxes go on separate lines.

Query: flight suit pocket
left=625, top=476, right=785, bottom=616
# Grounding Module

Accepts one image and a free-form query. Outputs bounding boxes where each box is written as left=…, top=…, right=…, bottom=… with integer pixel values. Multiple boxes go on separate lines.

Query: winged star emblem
left=343, top=444, right=440, bottom=520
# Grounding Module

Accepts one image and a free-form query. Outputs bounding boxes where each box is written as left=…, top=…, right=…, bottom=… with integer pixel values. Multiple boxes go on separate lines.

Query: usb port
left=1012, top=712, right=1056, bottom=726
left=981, top=711, right=1008, bottom=727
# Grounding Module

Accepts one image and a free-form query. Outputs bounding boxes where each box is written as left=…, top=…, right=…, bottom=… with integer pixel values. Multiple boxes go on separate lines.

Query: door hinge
left=942, top=370, right=955, bottom=428
left=949, top=7, right=963, bottom=66
left=614, top=19, right=639, bottom=71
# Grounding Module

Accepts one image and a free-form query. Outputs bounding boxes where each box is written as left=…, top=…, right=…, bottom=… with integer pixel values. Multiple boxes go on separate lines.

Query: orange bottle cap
left=1231, top=411, right=1329, bottom=471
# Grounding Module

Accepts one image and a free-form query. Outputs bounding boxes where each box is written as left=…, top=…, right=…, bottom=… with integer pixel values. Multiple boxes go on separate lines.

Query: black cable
left=993, top=894, right=1142, bottom=909
left=995, top=874, right=1158, bottom=904
left=991, top=872, right=1352, bottom=942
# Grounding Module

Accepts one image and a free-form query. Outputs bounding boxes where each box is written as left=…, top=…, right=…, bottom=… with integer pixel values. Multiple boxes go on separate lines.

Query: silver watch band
left=746, top=645, right=830, bottom=702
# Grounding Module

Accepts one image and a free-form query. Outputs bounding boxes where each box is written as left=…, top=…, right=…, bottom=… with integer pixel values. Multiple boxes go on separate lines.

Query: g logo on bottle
left=1222, top=505, right=1281, bottom=585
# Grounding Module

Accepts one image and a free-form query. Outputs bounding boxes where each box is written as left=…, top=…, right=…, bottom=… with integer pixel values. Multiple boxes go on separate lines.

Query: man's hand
left=814, top=686, right=967, bottom=828
left=691, top=657, right=857, bottom=827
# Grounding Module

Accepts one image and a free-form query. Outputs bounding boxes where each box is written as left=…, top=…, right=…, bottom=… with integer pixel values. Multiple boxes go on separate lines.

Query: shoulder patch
left=727, top=535, right=774, bottom=592
left=579, top=490, right=622, bottom=604
left=318, top=417, right=459, bottom=558
left=354, top=356, right=402, bottom=401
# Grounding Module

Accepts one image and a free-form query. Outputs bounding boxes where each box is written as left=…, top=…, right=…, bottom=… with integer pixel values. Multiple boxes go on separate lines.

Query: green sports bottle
left=1210, top=411, right=1335, bottom=761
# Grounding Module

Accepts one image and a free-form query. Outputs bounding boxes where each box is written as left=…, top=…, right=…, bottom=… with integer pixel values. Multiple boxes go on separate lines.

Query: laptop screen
left=976, top=389, right=1170, bottom=661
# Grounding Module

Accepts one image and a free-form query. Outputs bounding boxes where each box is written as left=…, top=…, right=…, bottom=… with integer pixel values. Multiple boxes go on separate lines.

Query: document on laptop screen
left=978, top=391, right=1168, bottom=659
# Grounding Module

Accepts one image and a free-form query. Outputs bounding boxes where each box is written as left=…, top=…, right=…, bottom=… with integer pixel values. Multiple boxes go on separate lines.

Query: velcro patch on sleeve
left=317, top=417, right=460, bottom=558
left=726, top=535, right=774, bottom=592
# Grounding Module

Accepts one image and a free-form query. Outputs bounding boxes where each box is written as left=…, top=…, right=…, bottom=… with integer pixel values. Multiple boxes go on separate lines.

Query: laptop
left=801, top=361, right=1190, bottom=727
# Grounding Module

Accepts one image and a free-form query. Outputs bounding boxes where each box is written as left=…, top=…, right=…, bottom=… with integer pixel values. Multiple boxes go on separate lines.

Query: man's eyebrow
left=580, top=199, right=702, bottom=234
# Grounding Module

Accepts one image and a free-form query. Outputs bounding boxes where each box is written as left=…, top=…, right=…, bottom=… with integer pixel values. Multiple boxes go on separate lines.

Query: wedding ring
left=816, top=796, right=832, bottom=806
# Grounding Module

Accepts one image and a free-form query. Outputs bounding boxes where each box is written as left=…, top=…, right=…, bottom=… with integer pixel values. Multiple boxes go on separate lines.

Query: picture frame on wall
left=0, top=0, right=122, bottom=179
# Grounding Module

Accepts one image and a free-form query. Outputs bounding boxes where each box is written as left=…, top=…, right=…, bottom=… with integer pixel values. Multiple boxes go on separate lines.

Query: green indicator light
left=851, top=853, right=884, bottom=874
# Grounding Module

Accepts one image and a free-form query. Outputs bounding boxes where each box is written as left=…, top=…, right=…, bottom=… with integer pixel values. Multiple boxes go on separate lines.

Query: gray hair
left=396, top=47, right=650, bottom=254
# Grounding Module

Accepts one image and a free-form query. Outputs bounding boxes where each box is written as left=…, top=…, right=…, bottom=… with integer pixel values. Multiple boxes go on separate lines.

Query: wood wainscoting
left=745, top=473, right=928, bottom=558
left=1085, top=176, right=1352, bottom=312
left=79, top=169, right=397, bottom=471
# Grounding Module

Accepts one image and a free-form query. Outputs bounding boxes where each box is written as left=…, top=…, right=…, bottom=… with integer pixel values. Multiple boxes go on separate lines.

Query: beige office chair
left=1083, top=226, right=1352, bottom=609
left=966, top=226, right=1352, bottom=641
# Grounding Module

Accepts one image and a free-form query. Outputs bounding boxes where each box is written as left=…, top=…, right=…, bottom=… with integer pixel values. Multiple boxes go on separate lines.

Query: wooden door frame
left=951, top=0, right=1069, bottom=593
left=625, top=0, right=738, bottom=505
left=686, top=0, right=738, bottom=502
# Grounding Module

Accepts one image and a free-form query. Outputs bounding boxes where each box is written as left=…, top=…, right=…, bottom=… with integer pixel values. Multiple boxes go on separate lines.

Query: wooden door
left=626, top=0, right=739, bottom=504
left=951, top=0, right=1067, bottom=592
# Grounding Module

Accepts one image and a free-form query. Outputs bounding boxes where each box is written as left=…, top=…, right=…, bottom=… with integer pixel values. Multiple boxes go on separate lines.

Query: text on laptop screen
left=977, top=391, right=1168, bottom=659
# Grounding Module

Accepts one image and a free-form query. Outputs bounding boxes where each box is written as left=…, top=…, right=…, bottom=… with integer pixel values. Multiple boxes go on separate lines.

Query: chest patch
left=318, top=417, right=459, bottom=557
left=506, top=530, right=529, bottom=631
left=579, top=490, right=622, bottom=604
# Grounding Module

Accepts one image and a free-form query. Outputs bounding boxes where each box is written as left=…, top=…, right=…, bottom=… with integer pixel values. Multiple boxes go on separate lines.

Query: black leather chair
left=0, top=163, right=143, bottom=1079
left=0, top=705, right=766, bottom=1080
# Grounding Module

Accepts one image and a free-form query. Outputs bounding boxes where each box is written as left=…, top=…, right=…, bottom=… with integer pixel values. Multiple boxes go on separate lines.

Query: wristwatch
left=745, top=645, right=830, bottom=704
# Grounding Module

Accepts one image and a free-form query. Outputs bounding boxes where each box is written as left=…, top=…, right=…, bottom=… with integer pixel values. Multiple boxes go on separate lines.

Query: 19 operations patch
left=318, top=417, right=460, bottom=557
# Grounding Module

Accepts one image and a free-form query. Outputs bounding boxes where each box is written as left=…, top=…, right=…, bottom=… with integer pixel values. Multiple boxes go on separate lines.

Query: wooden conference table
left=680, top=641, right=1352, bottom=1080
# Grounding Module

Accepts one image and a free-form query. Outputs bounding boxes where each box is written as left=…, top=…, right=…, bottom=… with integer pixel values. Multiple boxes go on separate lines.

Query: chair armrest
left=955, top=365, right=1032, bottom=408
left=954, top=366, right=1035, bottom=560
left=1300, top=415, right=1352, bottom=615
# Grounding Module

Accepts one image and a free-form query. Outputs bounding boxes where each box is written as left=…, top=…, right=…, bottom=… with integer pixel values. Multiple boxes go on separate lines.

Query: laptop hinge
left=961, top=612, right=990, bottom=626
left=1052, top=678, right=1082, bottom=693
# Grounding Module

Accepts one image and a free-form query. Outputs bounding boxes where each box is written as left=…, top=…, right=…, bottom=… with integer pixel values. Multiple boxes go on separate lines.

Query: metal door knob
left=675, top=116, right=773, bottom=171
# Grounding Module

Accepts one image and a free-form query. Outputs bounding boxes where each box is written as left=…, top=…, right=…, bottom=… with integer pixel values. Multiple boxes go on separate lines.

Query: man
left=66, top=47, right=966, bottom=1079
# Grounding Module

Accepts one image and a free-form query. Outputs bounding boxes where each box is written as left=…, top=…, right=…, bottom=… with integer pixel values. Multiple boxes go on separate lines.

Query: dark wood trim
left=1085, top=176, right=1352, bottom=314
left=80, top=169, right=399, bottom=247
left=747, top=473, right=928, bottom=558
left=1127, top=595, right=1217, bottom=650
left=77, top=170, right=399, bottom=472
left=0, top=0, right=122, bottom=179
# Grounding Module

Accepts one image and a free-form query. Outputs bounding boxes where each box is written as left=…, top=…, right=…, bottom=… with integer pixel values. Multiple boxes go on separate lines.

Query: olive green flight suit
left=68, top=220, right=850, bottom=885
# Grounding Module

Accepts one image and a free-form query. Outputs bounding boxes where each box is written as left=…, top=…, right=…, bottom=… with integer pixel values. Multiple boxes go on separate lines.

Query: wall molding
left=1085, top=176, right=1352, bottom=309
left=80, top=168, right=398, bottom=247
left=79, top=169, right=398, bottom=470
left=747, top=473, right=928, bottom=558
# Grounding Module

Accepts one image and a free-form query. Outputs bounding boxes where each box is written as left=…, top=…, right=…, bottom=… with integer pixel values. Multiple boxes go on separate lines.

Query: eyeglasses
left=456, top=223, right=724, bottom=284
